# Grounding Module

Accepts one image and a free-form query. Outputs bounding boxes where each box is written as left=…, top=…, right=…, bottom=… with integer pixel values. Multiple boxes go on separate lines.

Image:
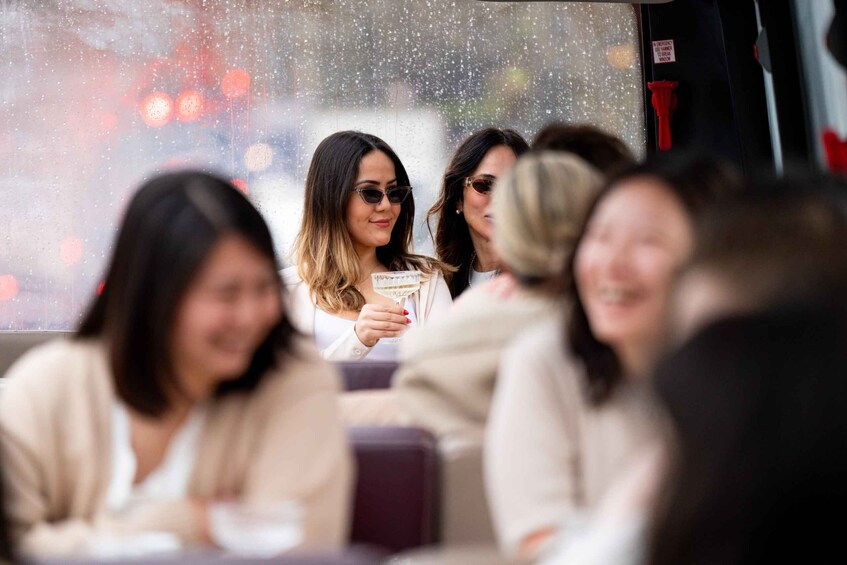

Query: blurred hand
left=354, top=303, right=409, bottom=347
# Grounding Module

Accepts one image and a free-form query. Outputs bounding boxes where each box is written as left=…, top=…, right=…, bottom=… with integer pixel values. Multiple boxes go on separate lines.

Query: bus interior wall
left=640, top=0, right=774, bottom=173
left=755, top=0, right=815, bottom=168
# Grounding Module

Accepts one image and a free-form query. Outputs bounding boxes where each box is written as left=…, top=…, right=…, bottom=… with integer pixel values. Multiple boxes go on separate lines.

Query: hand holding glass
left=372, top=270, right=421, bottom=302
left=371, top=271, right=421, bottom=342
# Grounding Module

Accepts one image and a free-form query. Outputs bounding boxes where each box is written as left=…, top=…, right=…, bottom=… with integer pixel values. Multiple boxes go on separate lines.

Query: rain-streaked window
left=0, top=0, right=644, bottom=330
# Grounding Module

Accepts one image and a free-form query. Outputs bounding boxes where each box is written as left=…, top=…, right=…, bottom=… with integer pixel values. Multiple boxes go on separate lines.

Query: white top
left=281, top=266, right=452, bottom=361
left=106, top=402, right=208, bottom=512
left=538, top=512, right=647, bottom=565
left=314, top=300, right=419, bottom=362
left=469, top=268, right=498, bottom=289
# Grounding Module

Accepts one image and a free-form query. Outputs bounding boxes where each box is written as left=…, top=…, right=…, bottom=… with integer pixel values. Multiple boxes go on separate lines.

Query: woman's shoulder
left=1, top=337, right=108, bottom=415
left=506, top=317, right=567, bottom=358
left=255, top=336, right=342, bottom=402
left=496, top=319, right=591, bottom=427
left=502, top=318, right=585, bottom=392
left=3, top=337, right=103, bottom=385
left=400, top=291, right=554, bottom=358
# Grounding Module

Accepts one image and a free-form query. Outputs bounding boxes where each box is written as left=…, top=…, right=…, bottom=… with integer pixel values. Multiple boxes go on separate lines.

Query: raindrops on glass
left=1, top=0, right=644, bottom=329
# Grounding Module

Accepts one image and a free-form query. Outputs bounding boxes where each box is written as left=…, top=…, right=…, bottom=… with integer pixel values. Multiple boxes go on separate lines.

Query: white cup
left=209, top=500, right=303, bottom=557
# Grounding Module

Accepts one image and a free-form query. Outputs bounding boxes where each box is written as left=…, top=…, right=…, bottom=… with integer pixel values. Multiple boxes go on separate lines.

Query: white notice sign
left=652, top=40, right=676, bottom=64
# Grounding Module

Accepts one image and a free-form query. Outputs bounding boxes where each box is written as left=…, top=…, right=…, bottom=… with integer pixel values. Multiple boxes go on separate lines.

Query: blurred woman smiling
left=486, top=156, right=740, bottom=560
left=0, top=172, right=352, bottom=557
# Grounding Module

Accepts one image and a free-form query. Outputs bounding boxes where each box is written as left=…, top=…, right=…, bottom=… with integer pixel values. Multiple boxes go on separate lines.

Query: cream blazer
left=281, top=266, right=452, bottom=361
left=394, top=286, right=561, bottom=437
left=0, top=337, right=353, bottom=557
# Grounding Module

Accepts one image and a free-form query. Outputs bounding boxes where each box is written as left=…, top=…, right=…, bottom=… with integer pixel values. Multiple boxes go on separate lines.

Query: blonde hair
left=293, top=206, right=367, bottom=313
left=293, top=131, right=437, bottom=313
left=493, top=152, right=602, bottom=283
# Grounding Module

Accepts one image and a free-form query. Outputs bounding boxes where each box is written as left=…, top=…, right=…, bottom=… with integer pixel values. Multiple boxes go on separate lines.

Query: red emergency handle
left=822, top=129, right=847, bottom=174
left=648, top=80, right=679, bottom=151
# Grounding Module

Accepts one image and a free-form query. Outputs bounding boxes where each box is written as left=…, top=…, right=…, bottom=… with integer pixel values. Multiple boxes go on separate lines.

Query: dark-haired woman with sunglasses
left=427, top=128, right=529, bottom=298
left=286, top=131, right=451, bottom=362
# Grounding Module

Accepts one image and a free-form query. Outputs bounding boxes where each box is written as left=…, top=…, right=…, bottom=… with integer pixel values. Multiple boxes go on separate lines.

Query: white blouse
left=469, top=268, right=498, bottom=289
left=314, top=300, right=419, bottom=362
left=106, top=402, right=208, bottom=513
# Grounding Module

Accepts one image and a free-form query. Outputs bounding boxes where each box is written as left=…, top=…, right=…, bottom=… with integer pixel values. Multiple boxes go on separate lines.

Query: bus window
left=0, top=1, right=644, bottom=330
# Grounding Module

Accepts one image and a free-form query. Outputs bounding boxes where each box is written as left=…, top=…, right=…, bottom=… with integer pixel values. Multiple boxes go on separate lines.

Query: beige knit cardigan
left=0, top=337, right=353, bottom=557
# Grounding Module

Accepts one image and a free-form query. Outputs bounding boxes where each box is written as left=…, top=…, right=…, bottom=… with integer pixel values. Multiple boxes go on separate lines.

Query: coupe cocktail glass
left=371, top=270, right=421, bottom=343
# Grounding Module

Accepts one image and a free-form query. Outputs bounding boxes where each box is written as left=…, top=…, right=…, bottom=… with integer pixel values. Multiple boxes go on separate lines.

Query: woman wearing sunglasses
left=427, top=128, right=529, bottom=298
left=285, top=131, right=451, bottom=361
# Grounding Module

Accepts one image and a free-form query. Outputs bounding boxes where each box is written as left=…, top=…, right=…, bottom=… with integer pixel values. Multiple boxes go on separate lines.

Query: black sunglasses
left=464, top=175, right=496, bottom=195
left=353, top=186, right=413, bottom=205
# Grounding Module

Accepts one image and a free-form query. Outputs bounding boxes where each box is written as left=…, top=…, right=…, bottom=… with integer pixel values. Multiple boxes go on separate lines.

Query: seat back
left=348, top=426, right=439, bottom=553
left=335, top=361, right=397, bottom=391
left=0, top=331, right=71, bottom=378
left=437, top=433, right=496, bottom=545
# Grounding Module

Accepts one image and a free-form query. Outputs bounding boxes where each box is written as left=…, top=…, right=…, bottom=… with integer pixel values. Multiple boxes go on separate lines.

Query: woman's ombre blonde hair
left=293, top=131, right=437, bottom=313
left=492, top=152, right=602, bottom=286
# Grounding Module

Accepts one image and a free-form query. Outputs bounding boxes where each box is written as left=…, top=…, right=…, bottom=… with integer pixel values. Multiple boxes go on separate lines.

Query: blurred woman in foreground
left=0, top=172, right=352, bottom=557
left=650, top=176, right=847, bottom=565
left=485, top=155, right=739, bottom=560
left=539, top=171, right=847, bottom=565
left=672, top=172, right=847, bottom=339
left=651, top=304, right=847, bottom=565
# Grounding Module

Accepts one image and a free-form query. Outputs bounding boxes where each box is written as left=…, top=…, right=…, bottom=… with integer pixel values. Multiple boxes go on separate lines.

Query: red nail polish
left=403, top=309, right=409, bottom=315
left=406, top=318, right=411, bottom=324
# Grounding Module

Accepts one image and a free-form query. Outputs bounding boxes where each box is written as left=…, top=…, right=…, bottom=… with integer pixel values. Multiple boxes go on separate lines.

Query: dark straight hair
left=565, top=153, right=742, bottom=405
left=649, top=304, right=847, bottom=565
left=530, top=122, right=637, bottom=176
left=427, top=128, right=529, bottom=298
left=78, top=171, right=297, bottom=417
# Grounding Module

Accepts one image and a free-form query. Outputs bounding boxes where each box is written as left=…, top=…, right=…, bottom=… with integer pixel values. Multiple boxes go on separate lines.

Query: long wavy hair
left=427, top=128, right=529, bottom=298
left=293, top=130, right=437, bottom=313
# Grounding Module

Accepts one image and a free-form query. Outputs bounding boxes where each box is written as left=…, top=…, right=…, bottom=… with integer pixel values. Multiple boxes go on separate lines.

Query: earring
left=455, top=209, right=462, bottom=215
